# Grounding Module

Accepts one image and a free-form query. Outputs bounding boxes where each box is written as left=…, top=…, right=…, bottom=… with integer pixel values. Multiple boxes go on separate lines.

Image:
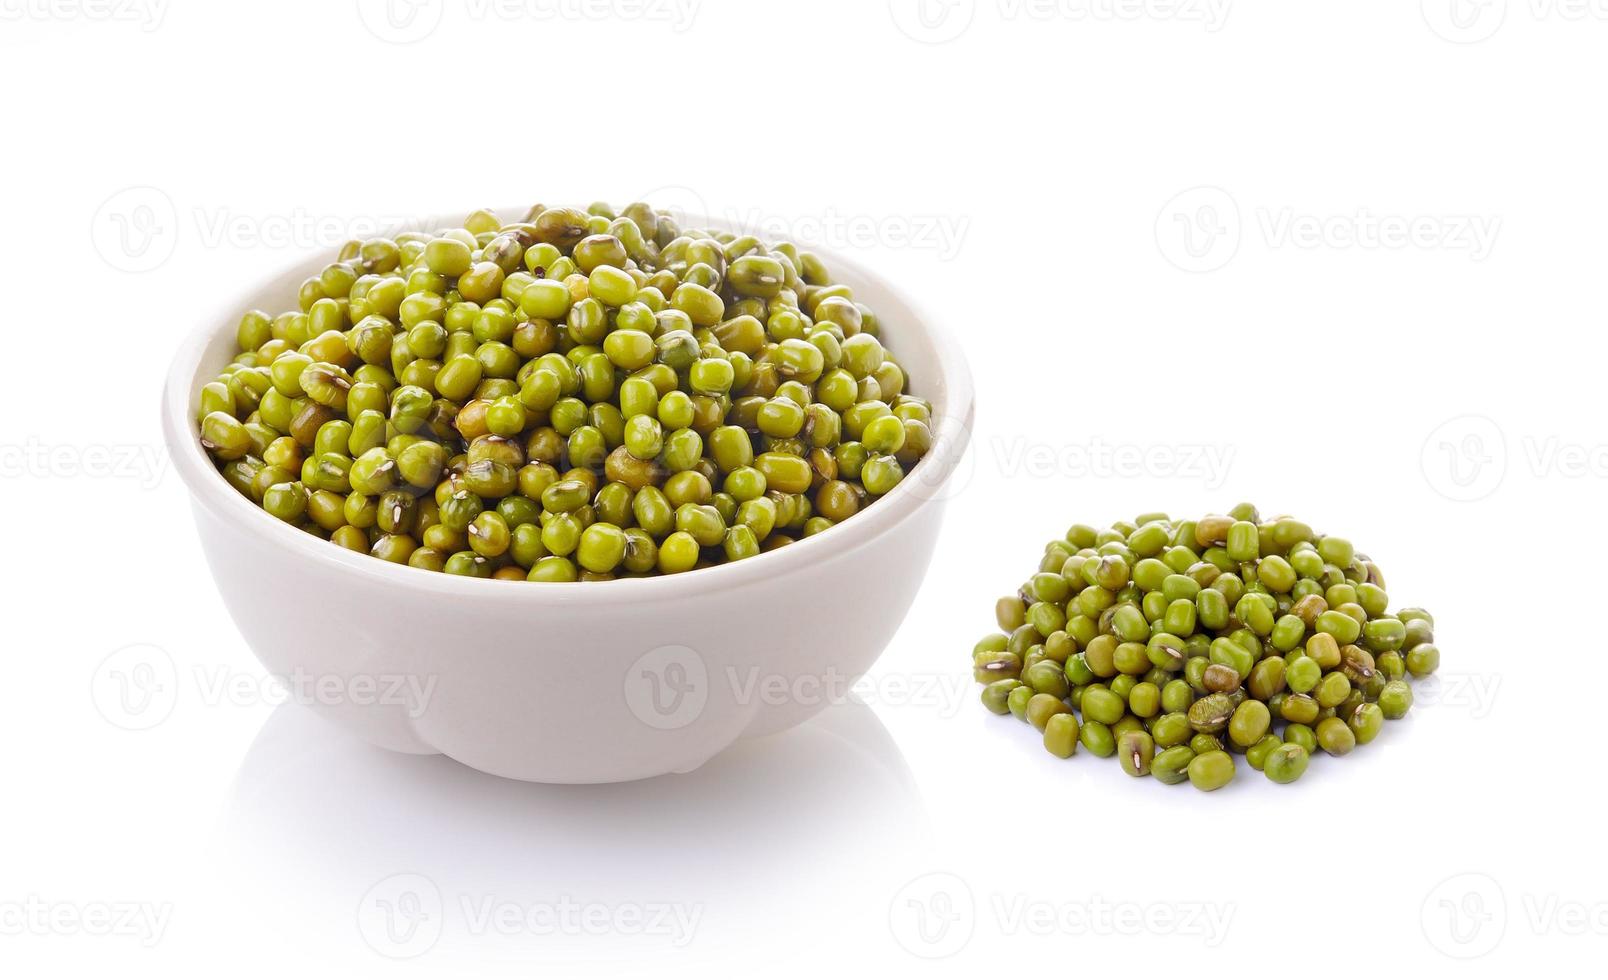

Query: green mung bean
left=198, top=203, right=934, bottom=580
left=971, top=508, right=1439, bottom=791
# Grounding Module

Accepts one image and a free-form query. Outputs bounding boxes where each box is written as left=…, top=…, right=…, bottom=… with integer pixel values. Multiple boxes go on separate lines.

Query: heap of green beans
left=196, top=203, right=933, bottom=581
left=972, top=507, right=1440, bottom=789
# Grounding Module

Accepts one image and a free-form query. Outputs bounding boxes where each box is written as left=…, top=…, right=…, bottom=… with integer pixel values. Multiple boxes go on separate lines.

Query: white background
left=2, top=0, right=1603, bottom=975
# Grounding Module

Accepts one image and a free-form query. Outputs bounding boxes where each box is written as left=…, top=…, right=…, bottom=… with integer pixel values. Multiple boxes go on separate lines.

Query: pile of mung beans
left=196, top=203, right=933, bottom=580
left=972, top=507, right=1439, bottom=789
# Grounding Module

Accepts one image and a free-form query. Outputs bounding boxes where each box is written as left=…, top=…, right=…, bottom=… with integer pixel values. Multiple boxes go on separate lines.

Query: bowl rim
left=161, top=207, right=975, bottom=605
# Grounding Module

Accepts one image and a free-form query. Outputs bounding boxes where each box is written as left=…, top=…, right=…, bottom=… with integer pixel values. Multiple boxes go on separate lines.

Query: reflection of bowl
left=209, top=702, right=930, bottom=960
left=162, top=210, right=974, bottom=783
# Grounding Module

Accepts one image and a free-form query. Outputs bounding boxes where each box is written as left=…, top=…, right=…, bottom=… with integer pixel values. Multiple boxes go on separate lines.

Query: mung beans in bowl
left=162, top=202, right=974, bottom=783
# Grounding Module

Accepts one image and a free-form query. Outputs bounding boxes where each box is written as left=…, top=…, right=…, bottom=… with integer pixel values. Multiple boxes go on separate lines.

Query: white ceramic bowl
left=163, top=210, right=974, bottom=783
